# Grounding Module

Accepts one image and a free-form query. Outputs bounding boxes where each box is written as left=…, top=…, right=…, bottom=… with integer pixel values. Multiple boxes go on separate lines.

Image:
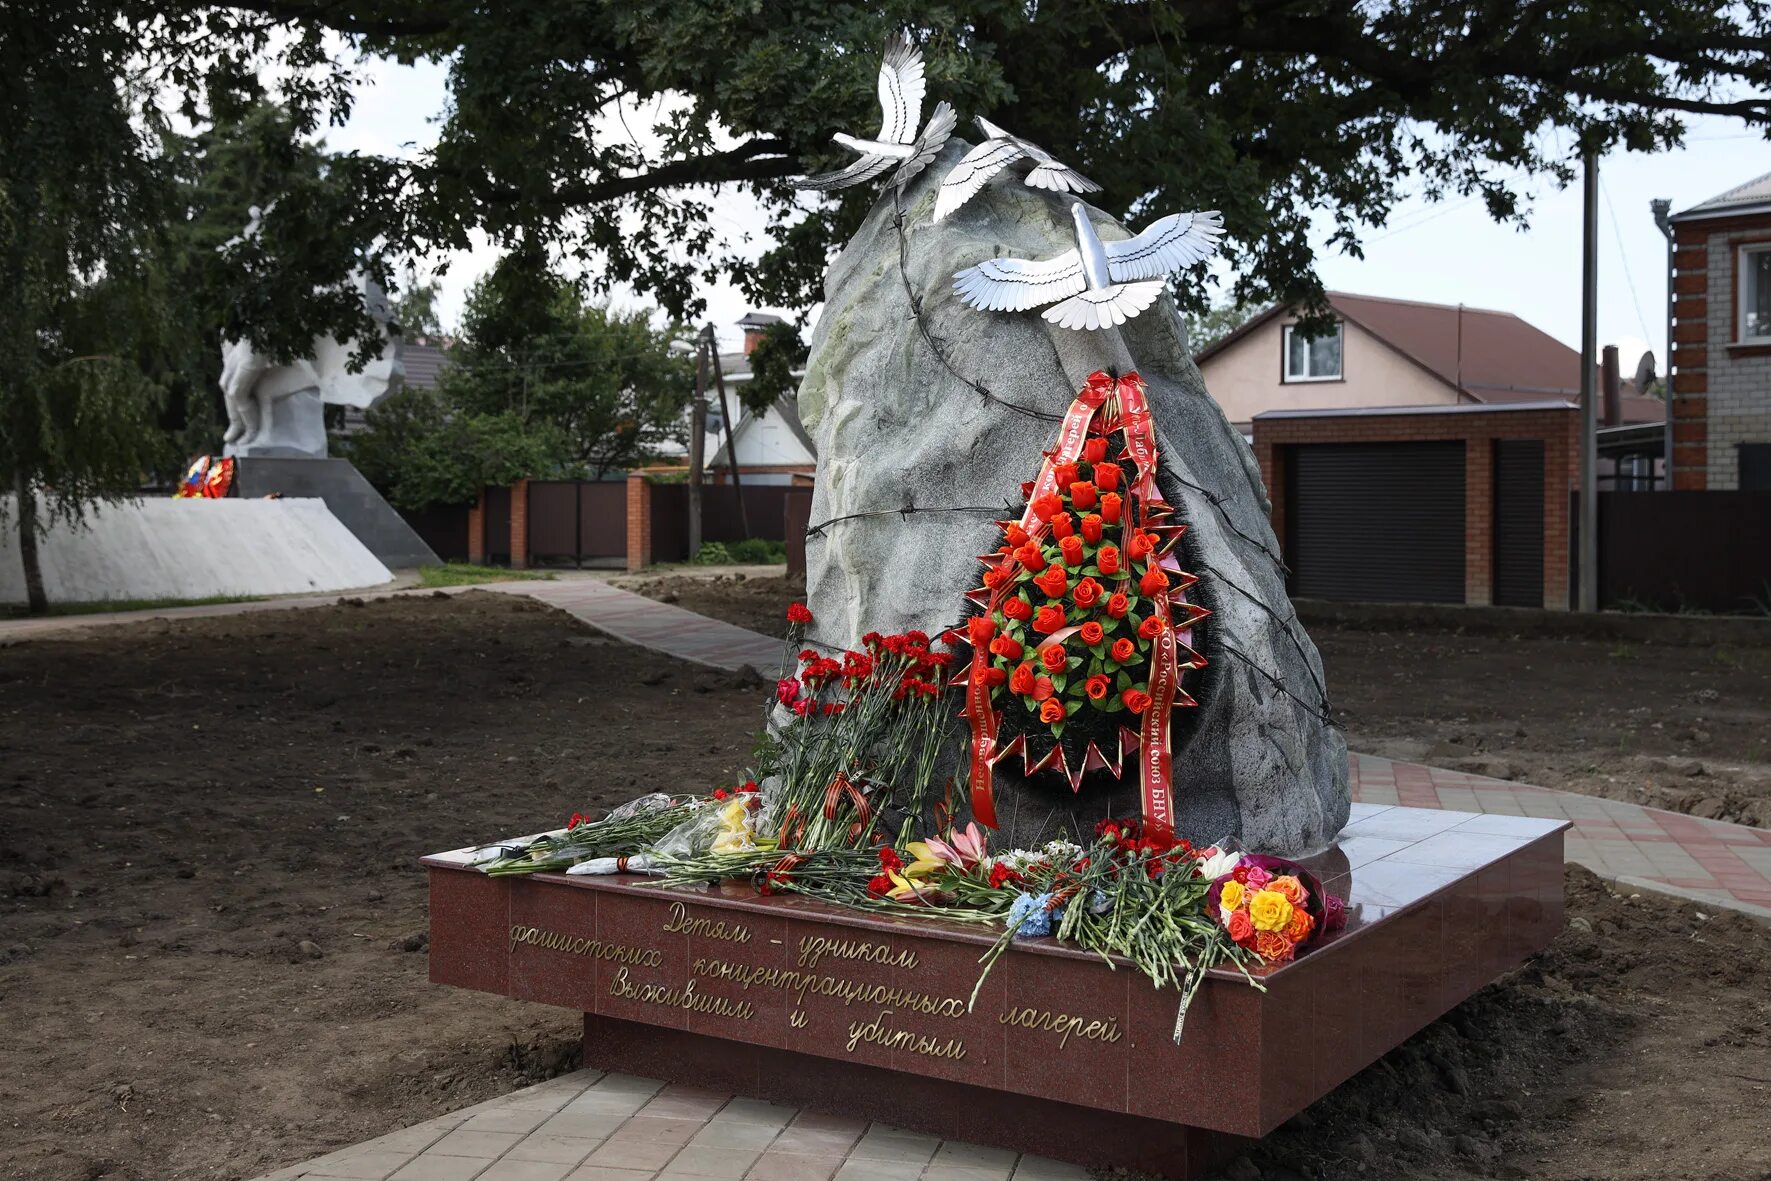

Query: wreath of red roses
left=950, top=371, right=1208, bottom=830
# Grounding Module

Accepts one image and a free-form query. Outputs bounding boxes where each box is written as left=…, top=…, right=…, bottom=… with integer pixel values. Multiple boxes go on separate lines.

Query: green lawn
left=417, top=563, right=555, bottom=588
left=1, top=594, right=262, bottom=620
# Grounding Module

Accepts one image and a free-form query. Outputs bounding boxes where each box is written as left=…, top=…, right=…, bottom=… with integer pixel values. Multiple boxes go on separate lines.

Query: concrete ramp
left=0, top=496, right=393, bottom=604
left=232, top=458, right=439, bottom=568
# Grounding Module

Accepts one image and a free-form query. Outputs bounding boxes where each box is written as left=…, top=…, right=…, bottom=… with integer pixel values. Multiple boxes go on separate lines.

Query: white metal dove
left=794, top=34, right=956, bottom=192
left=952, top=202, right=1225, bottom=331
left=933, top=116, right=1100, bottom=221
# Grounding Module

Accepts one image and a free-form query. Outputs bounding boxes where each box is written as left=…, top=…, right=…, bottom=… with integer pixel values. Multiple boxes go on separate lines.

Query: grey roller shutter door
left=1493, top=440, right=1545, bottom=607
left=1286, top=441, right=1466, bottom=603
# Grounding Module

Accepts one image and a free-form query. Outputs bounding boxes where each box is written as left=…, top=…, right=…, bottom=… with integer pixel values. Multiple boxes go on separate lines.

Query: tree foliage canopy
left=344, top=387, right=561, bottom=511
left=342, top=253, right=693, bottom=507
left=739, top=322, right=810, bottom=419
left=81, top=0, right=1769, bottom=345
left=440, top=254, right=694, bottom=479
left=1, top=2, right=181, bottom=531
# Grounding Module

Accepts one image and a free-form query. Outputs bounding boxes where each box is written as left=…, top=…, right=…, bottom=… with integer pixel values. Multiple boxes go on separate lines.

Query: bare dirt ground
left=0, top=593, right=764, bottom=1181
left=626, top=573, right=1771, bottom=828
left=1, top=589, right=1768, bottom=1181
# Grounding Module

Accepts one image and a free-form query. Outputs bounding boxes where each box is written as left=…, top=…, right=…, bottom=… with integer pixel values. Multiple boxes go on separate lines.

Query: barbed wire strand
left=890, top=193, right=1065, bottom=424
left=1196, top=561, right=1332, bottom=721
left=804, top=501, right=1012, bottom=540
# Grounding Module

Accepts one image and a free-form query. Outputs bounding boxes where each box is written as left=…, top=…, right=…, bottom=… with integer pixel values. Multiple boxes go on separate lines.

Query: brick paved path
left=484, top=580, right=786, bottom=676
left=1352, top=753, right=1771, bottom=917
left=254, top=1069, right=1091, bottom=1181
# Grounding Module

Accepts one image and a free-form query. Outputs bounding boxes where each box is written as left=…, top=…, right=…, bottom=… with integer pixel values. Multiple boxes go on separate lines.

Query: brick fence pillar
left=508, top=479, right=530, bottom=569
left=626, top=473, right=653, bottom=572
left=1463, top=440, right=1493, bottom=607
left=466, top=490, right=486, bottom=565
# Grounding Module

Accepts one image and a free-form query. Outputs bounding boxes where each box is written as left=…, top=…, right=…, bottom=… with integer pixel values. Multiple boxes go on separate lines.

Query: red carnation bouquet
left=954, top=371, right=1209, bottom=829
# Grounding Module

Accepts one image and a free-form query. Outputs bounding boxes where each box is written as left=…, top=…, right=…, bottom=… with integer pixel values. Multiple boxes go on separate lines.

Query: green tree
left=15, top=3, right=1771, bottom=357
left=1182, top=300, right=1260, bottom=356
left=739, top=322, right=809, bottom=419
left=81, top=0, right=1769, bottom=334
left=392, top=273, right=446, bottom=339
left=345, top=387, right=561, bottom=511
left=157, top=102, right=349, bottom=452
left=1, top=3, right=186, bottom=613
left=441, top=254, right=693, bottom=479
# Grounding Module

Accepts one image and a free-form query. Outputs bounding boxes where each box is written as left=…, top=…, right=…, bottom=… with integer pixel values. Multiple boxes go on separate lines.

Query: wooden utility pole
left=1578, top=147, right=1600, bottom=612
left=706, top=324, right=751, bottom=540
left=687, top=342, right=709, bottom=561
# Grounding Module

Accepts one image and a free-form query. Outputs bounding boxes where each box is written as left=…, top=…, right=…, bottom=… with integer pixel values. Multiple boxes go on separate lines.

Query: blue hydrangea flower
left=1008, top=891, right=1055, bottom=937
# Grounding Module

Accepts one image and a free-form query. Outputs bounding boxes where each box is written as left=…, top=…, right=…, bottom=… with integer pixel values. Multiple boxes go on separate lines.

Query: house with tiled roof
left=1666, top=168, right=1771, bottom=490
left=1196, top=292, right=1661, bottom=434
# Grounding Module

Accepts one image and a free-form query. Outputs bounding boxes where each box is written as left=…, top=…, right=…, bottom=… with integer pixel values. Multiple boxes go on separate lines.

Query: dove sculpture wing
left=794, top=35, right=953, bottom=192
left=933, top=116, right=1100, bottom=221
left=889, top=101, right=957, bottom=188
left=951, top=251, right=1087, bottom=313
left=933, top=138, right=1027, bottom=221
left=874, top=33, right=925, bottom=145
left=952, top=203, right=1226, bottom=331
left=1103, top=211, right=1226, bottom=281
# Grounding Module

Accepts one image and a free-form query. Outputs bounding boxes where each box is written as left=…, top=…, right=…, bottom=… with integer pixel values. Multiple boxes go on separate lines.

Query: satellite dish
left=1633, top=350, right=1658, bottom=394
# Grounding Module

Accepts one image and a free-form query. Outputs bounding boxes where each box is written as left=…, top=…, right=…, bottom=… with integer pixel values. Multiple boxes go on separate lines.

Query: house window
left=1741, top=244, right=1771, bottom=342
left=1282, top=323, right=1344, bottom=382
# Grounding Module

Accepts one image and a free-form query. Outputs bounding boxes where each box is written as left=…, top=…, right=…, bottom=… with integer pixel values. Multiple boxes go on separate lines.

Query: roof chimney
left=737, top=311, right=785, bottom=357
left=1601, top=344, right=1621, bottom=428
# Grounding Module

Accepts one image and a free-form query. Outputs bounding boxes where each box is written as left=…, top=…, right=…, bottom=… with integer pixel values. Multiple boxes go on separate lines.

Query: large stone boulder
left=796, top=140, right=1348, bottom=857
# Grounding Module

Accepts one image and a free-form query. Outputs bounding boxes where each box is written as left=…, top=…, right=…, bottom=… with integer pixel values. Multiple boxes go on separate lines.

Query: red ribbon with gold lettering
left=1139, top=603, right=1179, bottom=828
left=1114, top=372, right=1179, bottom=826
left=968, top=376, right=1114, bottom=829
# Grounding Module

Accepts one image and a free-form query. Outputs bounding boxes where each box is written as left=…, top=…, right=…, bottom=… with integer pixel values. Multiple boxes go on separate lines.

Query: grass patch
left=417, top=562, right=554, bottom=588
left=691, top=538, right=788, bottom=565
left=2, top=594, right=262, bottom=620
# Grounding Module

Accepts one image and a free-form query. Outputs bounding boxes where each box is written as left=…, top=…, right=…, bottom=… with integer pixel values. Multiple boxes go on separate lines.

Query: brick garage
left=1252, top=403, right=1578, bottom=610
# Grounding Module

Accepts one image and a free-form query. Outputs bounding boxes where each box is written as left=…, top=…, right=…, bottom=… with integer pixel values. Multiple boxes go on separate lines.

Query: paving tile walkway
left=0, top=575, right=786, bottom=677
left=253, top=1069, right=1089, bottom=1181
left=484, top=579, right=786, bottom=677
left=1351, top=753, right=1771, bottom=918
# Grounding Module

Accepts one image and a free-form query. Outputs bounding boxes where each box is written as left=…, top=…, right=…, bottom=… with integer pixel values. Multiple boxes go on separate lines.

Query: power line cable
left=1599, top=175, right=1654, bottom=347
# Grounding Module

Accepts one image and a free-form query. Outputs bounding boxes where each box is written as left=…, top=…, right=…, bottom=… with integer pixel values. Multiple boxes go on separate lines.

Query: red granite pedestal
left=425, top=805, right=1567, bottom=1179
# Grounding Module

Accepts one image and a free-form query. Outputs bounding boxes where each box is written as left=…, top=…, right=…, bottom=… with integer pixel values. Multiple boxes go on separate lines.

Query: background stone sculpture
left=796, top=139, right=1349, bottom=858
left=221, top=272, right=405, bottom=460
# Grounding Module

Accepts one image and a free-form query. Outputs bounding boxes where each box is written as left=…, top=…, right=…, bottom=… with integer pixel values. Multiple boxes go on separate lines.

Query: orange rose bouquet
left=1204, top=853, right=1346, bottom=964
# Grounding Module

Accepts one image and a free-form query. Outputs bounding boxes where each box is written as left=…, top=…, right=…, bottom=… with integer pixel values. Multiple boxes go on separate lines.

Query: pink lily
left=922, top=822, right=988, bottom=872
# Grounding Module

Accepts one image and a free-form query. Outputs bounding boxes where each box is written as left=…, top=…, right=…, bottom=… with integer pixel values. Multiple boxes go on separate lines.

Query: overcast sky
left=331, top=54, right=1769, bottom=367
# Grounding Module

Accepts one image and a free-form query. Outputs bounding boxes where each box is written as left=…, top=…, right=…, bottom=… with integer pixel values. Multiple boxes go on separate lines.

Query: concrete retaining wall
left=0, top=496, right=394, bottom=604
